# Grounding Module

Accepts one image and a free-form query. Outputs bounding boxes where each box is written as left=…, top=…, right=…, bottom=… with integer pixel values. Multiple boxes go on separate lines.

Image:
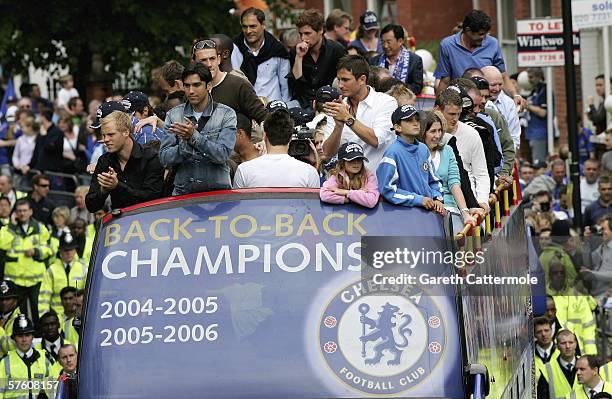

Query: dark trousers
left=15, top=282, right=41, bottom=327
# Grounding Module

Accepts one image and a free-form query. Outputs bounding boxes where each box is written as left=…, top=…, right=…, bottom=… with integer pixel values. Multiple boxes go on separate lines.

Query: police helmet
left=11, top=314, right=35, bottom=337
left=0, top=280, right=18, bottom=300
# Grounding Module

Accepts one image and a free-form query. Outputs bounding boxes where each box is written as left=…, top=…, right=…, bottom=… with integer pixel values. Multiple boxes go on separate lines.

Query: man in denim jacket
left=160, top=62, right=237, bottom=195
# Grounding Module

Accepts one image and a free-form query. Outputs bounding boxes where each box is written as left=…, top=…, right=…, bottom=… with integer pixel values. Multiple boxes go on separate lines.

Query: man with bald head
left=0, top=175, right=26, bottom=208
left=482, top=65, right=520, bottom=150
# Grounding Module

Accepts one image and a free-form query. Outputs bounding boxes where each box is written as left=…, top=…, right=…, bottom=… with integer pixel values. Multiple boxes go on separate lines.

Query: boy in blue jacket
left=377, top=105, right=445, bottom=214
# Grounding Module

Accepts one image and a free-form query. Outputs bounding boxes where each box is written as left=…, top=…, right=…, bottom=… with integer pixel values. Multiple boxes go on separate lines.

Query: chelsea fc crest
left=318, top=281, right=446, bottom=395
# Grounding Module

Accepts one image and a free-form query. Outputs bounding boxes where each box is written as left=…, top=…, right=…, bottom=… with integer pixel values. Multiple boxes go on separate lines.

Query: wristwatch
left=345, top=117, right=355, bottom=127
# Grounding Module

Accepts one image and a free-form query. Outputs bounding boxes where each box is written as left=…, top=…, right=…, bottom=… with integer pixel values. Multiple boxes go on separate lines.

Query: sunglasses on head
left=192, top=39, right=216, bottom=57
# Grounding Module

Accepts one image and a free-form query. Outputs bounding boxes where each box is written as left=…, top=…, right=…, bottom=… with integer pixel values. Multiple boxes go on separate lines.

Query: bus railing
left=467, top=363, right=490, bottom=399
left=454, top=163, right=522, bottom=243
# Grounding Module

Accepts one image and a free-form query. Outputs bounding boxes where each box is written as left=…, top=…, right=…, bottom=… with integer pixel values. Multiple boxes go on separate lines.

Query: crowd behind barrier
left=0, top=5, right=610, bottom=398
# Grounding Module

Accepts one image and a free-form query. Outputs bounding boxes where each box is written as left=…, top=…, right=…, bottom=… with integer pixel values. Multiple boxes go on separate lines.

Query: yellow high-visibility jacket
left=0, top=221, right=52, bottom=287
left=0, top=348, right=52, bottom=398
left=38, top=259, right=87, bottom=319
left=548, top=286, right=598, bottom=355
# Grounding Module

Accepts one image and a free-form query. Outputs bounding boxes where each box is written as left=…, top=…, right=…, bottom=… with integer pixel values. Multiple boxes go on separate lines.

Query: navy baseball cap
left=122, top=91, right=149, bottom=113
left=391, top=105, right=419, bottom=126
left=266, top=100, right=289, bottom=114
left=288, top=107, right=312, bottom=126
left=532, top=160, right=547, bottom=170
left=90, top=101, right=126, bottom=129
left=316, top=85, right=341, bottom=104
left=360, top=11, right=379, bottom=30
left=338, top=142, right=369, bottom=162
left=447, top=85, right=474, bottom=111
left=470, top=76, right=490, bottom=91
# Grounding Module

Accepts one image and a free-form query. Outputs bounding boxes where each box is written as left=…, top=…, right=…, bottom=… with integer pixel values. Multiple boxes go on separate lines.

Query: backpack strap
left=195, top=101, right=219, bottom=133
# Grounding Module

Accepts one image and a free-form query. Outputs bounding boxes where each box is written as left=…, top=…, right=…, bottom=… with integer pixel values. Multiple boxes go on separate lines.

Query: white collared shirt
left=323, top=86, right=398, bottom=170
left=584, top=379, right=605, bottom=396
left=16, top=347, right=34, bottom=359
left=487, top=92, right=520, bottom=149
left=45, top=337, right=61, bottom=355
left=559, top=357, right=576, bottom=370
left=536, top=342, right=554, bottom=359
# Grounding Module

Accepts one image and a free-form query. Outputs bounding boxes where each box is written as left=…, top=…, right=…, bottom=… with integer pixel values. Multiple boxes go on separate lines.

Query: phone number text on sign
left=100, top=296, right=219, bottom=319
left=517, top=51, right=579, bottom=67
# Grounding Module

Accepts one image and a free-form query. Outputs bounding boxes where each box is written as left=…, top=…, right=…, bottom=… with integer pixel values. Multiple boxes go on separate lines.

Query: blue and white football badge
left=317, top=280, right=446, bottom=396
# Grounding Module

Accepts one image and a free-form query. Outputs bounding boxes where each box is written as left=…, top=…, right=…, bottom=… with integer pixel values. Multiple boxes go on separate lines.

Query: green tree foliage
left=0, top=0, right=238, bottom=84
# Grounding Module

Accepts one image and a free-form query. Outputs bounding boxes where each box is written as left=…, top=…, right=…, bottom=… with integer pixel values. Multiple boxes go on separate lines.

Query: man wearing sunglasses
left=192, top=38, right=267, bottom=126
left=27, top=174, right=56, bottom=228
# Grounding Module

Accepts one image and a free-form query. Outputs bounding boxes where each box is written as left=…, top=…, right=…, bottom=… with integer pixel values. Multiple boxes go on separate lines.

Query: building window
left=379, top=1, right=397, bottom=25
left=498, top=0, right=517, bottom=73
left=365, top=0, right=396, bottom=25
left=500, top=0, right=516, bottom=40
left=332, top=0, right=352, bottom=13
left=534, top=0, right=551, bottom=17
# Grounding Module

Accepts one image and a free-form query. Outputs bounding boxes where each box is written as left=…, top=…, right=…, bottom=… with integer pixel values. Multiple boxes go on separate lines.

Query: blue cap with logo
left=447, top=85, right=473, bottom=112
left=338, top=142, right=369, bottom=162
left=90, top=101, right=126, bottom=129
left=266, top=100, right=289, bottom=114
left=360, top=11, right=380, bottom=30
left=316, top=85, right=341, bottom=104
left=288, top=107, right=313, bottom=126
left=122, top=91, right=149, bottom=113
left=391, top=104, right=419, bottom=127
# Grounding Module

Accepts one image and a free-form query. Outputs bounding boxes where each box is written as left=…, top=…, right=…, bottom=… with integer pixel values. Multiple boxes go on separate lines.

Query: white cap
left=5, top=105, right=18, bottom=123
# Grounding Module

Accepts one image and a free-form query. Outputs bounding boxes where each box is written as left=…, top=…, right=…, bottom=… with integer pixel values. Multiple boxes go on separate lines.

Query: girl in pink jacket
left=320, top=142, right=380, bottom=208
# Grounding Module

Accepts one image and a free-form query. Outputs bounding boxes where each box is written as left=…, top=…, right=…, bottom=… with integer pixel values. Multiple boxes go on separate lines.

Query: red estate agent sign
left=516, top=18, right=580, bottom=67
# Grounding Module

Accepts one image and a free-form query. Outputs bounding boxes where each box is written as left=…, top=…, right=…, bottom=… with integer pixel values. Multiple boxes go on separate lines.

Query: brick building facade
left=298, top=0, right=609, bottom=148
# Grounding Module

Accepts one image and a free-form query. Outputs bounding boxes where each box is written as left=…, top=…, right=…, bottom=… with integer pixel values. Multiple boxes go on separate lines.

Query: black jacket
left=446, top=136, right=479, bottom=208
left=587, top=101, right=607, bottom=134
left=369, top=51, right=424, bottom=95
left=34, top=124, right=64, bottom=172
left=287, top=38, right=347, bottom=108
left=463, top=119, right=501, bottom=194
left=86, top=140, right=163, bottom=212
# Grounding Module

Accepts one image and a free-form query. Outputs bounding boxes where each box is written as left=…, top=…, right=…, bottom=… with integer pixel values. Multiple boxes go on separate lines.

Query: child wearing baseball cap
left=376, top=105, right=444, bottom=213
left=320, top=142, right=379, bottom=208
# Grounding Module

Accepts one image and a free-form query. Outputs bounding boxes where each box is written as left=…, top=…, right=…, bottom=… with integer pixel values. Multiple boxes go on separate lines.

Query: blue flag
left=0, top=77, right=16, bottom=119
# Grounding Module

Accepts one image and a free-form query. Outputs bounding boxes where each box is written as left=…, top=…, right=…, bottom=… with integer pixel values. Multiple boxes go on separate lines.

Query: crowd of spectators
left=0, top=5, right=610, bottom=396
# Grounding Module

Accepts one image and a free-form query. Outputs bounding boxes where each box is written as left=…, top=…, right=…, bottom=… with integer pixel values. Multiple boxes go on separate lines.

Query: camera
left=287, top=107, right=317, bottom=162
left=593, top=224, right=604, bottom=236
left=539, top=201, right=551, bottom=213
left=288, top=126, right=315, bottom=158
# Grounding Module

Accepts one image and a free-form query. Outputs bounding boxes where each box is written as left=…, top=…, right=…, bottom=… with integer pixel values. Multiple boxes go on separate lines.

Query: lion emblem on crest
left=358, top=302, right=413, bottom=366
